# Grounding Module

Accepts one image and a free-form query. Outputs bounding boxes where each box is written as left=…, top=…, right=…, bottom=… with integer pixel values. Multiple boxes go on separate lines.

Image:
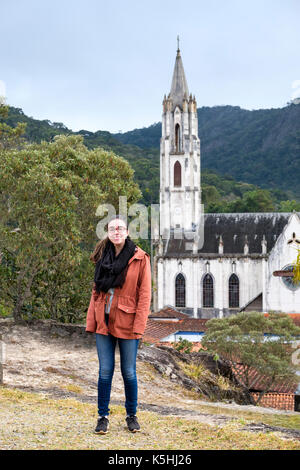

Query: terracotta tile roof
left=149, top=306, right=188, bottom=320
left=143, top=318, right=180, bottom=343
left=143, top=316, right=208, bottom=344
left=175, top=318, right=208, bottom=331
left=232, top=363, right=298, bottom=394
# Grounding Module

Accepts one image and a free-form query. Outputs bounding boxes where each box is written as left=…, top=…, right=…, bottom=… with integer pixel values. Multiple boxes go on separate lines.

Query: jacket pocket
left=118, top=303, right=136, bottom=314
left=114, top=299, right=136, bottom=331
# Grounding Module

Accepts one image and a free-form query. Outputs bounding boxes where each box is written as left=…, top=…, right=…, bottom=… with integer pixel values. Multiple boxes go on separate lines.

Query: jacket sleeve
left=133, top=254, right=152, bottom=335
left=85, top=287, right=98, bottom=333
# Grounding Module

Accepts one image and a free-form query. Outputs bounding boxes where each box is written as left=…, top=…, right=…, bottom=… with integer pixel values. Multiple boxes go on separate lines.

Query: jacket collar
left=128, top=246, right=145, bottom=264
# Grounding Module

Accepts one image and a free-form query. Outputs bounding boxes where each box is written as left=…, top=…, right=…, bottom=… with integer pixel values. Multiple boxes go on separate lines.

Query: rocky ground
left=1, top=319, right=300, bottom=442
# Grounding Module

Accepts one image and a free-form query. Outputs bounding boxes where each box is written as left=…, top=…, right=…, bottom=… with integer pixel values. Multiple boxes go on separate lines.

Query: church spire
left=169, top=38, right=189, bottom=110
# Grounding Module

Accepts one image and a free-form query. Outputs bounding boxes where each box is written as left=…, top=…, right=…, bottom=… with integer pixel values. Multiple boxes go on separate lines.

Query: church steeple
left=169, top=38, right=189, bottom=110
left=160, top=40, right=201, bottom=236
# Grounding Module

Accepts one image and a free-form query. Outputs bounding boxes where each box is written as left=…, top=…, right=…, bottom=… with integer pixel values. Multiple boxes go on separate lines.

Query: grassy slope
left=0, top=387, right=299, bottom=450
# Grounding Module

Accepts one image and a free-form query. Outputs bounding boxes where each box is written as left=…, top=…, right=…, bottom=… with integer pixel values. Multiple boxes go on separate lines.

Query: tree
left=0, top=134, right=141, bottom=322
left=294, top=249, right=300, bottom=285
left=247, top=189, right=274, bottom=211
left=201, top=312, right=300, bottom=405
left=278, top=200, right=300, bottom=212
left=0, top=97, right=26, bottom=150
left=174, top=337, right=193, bottom=353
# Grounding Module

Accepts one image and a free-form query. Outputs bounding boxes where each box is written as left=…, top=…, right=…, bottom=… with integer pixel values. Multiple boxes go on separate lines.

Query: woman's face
left=107, top=219, right=128, bottom=246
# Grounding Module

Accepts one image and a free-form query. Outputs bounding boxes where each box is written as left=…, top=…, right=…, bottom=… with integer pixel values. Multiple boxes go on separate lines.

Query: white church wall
left=157, top=259, right=164, bottom=310
left=157, top=255, right=263, bottom=318
left=198, top=257, right=262, bottom=314
left=265, top=214, right=300, bottom=313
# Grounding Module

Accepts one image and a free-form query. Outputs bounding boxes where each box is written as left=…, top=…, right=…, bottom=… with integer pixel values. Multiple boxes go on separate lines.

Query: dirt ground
left=1, top=320, right=300, bottom=439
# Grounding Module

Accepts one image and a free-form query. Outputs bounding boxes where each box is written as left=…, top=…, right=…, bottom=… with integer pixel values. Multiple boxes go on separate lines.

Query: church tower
left=160, top=41, right=201, bottom=238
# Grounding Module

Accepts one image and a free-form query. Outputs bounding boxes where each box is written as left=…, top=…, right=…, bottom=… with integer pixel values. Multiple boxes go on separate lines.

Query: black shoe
left=94, top=416, right=109, bottom=434
left=126, top=415, right=141, bottom=432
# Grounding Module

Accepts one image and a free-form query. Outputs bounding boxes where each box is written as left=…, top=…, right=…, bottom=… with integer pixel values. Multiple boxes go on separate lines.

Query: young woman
left=86, top=215, right=151, bottom=434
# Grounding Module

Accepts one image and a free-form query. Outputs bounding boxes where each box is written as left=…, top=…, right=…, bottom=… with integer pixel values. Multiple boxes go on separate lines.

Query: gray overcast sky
left=1, top=0, right=300, bottom=133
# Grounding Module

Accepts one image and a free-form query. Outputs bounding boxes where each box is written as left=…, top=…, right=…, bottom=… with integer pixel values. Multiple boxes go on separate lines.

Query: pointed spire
left=169, top=38, right=189, bottom=110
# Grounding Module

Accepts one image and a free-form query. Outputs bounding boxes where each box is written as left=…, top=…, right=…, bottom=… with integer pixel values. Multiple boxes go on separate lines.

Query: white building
left=153, top=45, right=300, bottom=318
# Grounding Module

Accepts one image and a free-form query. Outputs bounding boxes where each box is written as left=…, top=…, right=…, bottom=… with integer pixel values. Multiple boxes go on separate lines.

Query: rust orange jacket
left=85, top=246, right=151, bottom=339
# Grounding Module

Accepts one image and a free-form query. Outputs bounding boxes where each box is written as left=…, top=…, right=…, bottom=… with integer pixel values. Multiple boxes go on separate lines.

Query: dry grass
left=184, top=400, right=300, bottom=431
left=177, top=360, right=236, bottom=392
left=216, top=375, right=235, bottom=391
left=178, top=361, right=209, bottom=380
left=0, top=386, right=299, bottom=450
left=137, top=362, right=157, bottom=382
left=60, top=384, right=84, bottom=394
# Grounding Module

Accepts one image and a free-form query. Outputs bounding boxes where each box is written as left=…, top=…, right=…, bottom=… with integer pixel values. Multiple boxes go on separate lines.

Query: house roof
left=232, top=363, right=298, bottom=394
left=160, top=212, right=299, bottom=257
left=145, top=311, right=300, bottom=344
left=144, top=309, right=208, bottom=344
left=143, top=318, right=181, bottom=344
left=149, top=306, right=188, bottom=320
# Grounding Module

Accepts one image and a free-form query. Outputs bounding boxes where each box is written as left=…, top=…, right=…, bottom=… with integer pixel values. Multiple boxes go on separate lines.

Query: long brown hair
left=90, top=214, right=129, bottom=265
left=90, top=237, right=109, bottom=265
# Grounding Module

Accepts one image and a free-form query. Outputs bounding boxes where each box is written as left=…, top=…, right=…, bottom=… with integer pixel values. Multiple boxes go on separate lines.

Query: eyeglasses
left=108, top=226, right=127, bottom=234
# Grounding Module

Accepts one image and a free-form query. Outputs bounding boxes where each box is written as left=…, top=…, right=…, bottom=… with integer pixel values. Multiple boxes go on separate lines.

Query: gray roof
left=169, top=48, right=189, bottom=110
left=161, top=212, right=298, bottom=257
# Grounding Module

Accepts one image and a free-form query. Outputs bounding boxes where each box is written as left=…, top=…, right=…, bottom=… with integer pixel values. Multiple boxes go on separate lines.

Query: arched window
left=175, top=273, right=185, bottom=307
left=175, top=123, right=180, bottom=152
left=229, top=274, right=239, bottom=308
left=203, top=274, right=213, bottom=308
left=174, top=161, right=181, bottom=187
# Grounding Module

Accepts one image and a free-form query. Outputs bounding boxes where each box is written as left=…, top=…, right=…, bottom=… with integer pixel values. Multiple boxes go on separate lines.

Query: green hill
left=114, top=103, right=300, bottom=199
left=2, top=104, right=299, bottom=209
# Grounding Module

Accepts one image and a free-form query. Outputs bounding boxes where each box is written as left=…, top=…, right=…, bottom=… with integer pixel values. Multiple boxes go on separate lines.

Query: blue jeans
left=95, top=332, right=140, bottom=417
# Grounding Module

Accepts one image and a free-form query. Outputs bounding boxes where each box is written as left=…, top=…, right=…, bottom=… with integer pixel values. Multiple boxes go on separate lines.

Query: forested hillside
left=114, top=103, right=300, bottom=198
left=3, top=104, right=300, bottom=209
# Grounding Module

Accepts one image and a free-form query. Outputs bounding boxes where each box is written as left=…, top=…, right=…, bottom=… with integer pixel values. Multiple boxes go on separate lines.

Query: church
left=153, top=45, right=300, bottom=318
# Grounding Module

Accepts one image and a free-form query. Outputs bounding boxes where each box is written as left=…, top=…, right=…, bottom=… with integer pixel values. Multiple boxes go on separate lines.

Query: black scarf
left=94, top=237, right=136, bottom=294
